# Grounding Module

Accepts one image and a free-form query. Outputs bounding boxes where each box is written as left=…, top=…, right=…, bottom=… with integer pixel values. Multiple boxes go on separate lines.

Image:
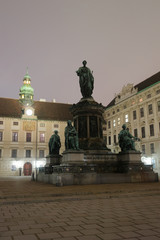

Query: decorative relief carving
left=23, top=121, right=36, bottom=131
left=115, top=84, right=138, bottom=104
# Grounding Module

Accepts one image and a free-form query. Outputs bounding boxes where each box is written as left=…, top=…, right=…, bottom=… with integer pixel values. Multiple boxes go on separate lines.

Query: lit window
left=118, top=118, right=120, bottom=125
left=139, top=98, right=143, bottom=102
left=11, top=149, right=17, bottom=158
left=113, top=119, right=116, bottom=127
left=22, top=95, right=24, bottom=99
left=40, top=133, right=45, bottom=143
left=26, top=133, right=31, bottom=142
left=132, top=101, right=135, bottom=105
left=12, top=132, right=18, bottom=142
left=125, top=114, right=128, bottom=123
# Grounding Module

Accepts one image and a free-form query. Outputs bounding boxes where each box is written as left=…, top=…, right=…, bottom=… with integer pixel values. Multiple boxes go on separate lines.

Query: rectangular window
left=150, top=143, right=155, bottom=154
left=140, top=107, right=144, bottom=118
left=11, top=149, right=17, bottom=158
left=26, top=133, right=31, bottom=142
left=147, top=94, right=151, bottom=99
left=125, top=114, right=128, bottom=123
left=40, top=123, right=45, bottom=127
left=118, top=118, right=120, bottom=126
left=26, top=150, right=31, bottom=158
left=0, top=149, right=1, bottom=158
left=114, top=135, right=116, bottom=144
left=54, top=124, right=59, bottom=128
left=148, top=104, right=153, bottom=115
left=134, top=129, right=138, bottom=138
left=133, top=110, right=137, bottom=120
left=157, top=101, right=160, bottom=112
left=0, top=132, right=3, bottom=141
left=13, top=122, right=18, bottom=126
left=141, top=127, right=145, bottom=138
left=108, top=136, right=111, bottom=145
left=0, top=121, right=3, bottom=125
left=113, top=119, right=116, bottom=127
left=39, top=150, right=44, bottom=158
left=39, top=133, right=45, bottom=143
left=150, top=124, right=154, bottom=136
left=142, top=145, right=145, bottom=154
left=156, top=89, right=160, bottom=94
left=108, top=121, right=111, bottom=129
left=12, top=132, right=18, bottom=142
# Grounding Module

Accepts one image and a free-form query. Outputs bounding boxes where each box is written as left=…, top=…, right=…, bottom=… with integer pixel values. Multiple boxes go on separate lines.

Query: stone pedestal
left=117, top=151, right=149, bottom=173
left=61, top=150, right=85, bottom=165
left=45, top=155, right=62, bottom=174
left=71, top=97, right=109, bottom=150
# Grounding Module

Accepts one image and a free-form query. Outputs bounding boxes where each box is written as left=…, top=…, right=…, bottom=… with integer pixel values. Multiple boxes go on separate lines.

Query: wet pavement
left=0, top=177, right=160, bottom=239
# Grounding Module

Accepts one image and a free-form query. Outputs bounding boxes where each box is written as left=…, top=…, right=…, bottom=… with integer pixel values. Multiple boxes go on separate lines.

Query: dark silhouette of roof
left=106, top=71, right=160, bottom=109
left=0, top=98, right=73, bottom=121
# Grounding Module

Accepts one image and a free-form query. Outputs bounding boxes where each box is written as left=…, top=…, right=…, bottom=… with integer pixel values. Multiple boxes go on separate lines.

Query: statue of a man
left=76, top=60, right=94, bottom=98
left=49, top=130, right=61, bottom=155
left=65, top=120, right=79, bottom=150
left=118, top=124, right=140, bottom=152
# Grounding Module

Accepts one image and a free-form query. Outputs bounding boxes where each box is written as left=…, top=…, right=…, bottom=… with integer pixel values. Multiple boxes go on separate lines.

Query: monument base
left=37, top=171, right=158, bottom=186
left=37, top=150, right=158, bottom=185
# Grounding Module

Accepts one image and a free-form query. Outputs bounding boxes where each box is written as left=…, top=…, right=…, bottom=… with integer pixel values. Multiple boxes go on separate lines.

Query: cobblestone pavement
left=0, top=177, right=160, bottom=240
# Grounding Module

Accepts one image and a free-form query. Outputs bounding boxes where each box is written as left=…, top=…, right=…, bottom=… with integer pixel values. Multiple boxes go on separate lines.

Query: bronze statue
left=49, top=130, right=61, bottom=155
left=65, top=120, right=79, bottom=150
left=76, top=60, right=94, bottom=98
left=118, top=124, right=140, bottom=152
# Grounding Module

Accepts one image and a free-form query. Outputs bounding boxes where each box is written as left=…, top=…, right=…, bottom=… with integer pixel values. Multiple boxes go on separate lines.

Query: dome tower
left=19, top=69, right=34, bottom=106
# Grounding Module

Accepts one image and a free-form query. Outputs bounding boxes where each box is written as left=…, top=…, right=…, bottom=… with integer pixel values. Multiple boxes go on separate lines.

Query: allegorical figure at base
left=65, top=120, right=79, bottom=150
left=48, top=130, right=61, bottom=155
left=118, top=124, right=140, bottom=152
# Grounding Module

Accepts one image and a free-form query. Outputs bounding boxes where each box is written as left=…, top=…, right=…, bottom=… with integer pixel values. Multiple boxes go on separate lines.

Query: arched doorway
left=23, top=162, right=32, bottom=176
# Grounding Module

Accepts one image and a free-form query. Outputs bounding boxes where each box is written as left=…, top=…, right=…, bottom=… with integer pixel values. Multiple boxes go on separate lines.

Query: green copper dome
left=19, top=70, right=34, bottom=106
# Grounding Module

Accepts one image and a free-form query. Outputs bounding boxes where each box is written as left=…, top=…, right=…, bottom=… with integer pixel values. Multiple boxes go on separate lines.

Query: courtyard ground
left=0, top=177, right=160, bottom=240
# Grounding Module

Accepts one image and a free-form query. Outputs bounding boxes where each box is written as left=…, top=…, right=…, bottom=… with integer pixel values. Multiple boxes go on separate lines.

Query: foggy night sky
left=0, top=0, right=160, bottom=106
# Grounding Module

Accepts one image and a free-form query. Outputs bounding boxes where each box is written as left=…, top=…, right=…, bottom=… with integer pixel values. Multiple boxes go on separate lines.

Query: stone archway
left=23, top=162, right=32, bottom=176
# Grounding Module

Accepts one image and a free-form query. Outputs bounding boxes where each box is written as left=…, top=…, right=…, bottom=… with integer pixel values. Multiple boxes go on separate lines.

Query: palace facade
left=0, top=72, right=72, bottom=176
left=104, top=71, right=160, bottom=176
left=1, top=70, right=160, bottom=177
